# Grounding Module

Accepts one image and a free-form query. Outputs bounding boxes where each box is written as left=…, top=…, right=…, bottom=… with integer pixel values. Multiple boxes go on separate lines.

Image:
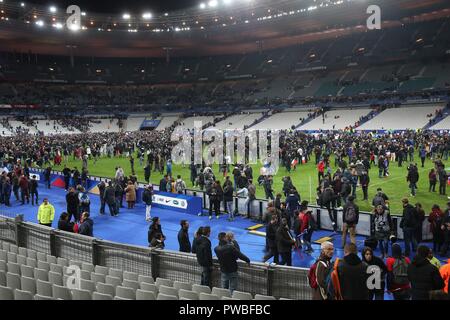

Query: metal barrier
left=0, top=215, right=310, bottom=299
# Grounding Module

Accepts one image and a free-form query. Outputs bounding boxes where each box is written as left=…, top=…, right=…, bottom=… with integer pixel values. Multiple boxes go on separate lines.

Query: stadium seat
left=96, top=282, right=115, bottom=296
left=178, top=289, right=199, bottom=300
left=20, top=265, right=34, bottom=278
left=1, top=243, right=9, bottom=251
left=114, top=296, right=132, bottom=300
left=17, top=255, right=27, bottom=265
left=94, top=265, right=109, bottom=276
left=254, top=294, right=276, bottom=300
left=37, top=261, right=50, bottom=272
left=18, top=247, right=27, bottom=257
left=72, top=288, right=92, bottom=300
left=173, top=281, right=192, bottom=291
left=122, top=279, right=140, bottom=291
left=199, top=292, right=220, bottom=300
left=192, top=284, right=211, bottom=295
left=6, top=272, right=21, bottom=291
left=0, top=285, right=14, bottom=300
left=140, top=282, right=158, bottom=295
left=9, top=245, right=18, bottom=254
left=34, top=294, right=55, bottom=300
left=52, top=284, right=72, bottom=300
left=26, top=249, right=37, bottom=260
left=212, top=287, right=231, bottom=298
left=50, top=264, right=63, bottom=274
left=26, top=258, right=37, bottom=269
left=0, top=250, right=7, bottom=262
left=7, top=262, right=20, bottom=275
left=0, top=271, right=5, bottom=287
left=46, top=255, right=57, bottom=265
left=36, top=252, right=47, bottom=262
left=14, top=289, right=34, bottom=300
left=232, top=291, right=253, bottom=300
left=156, top=293, right=178, bottom=300
left=21, top=276, right=37, bottom=295
left=123, top=271, right=138, bottom=281
left=7, top=252, right=17, bottom=263
left=108, top=268, right=123, bottom=281
left=92, top=292, right=113, bottom=300
left=137, top=275, right=153, bottom=284
left=136, top=289, right=156, bottom=300
left=91, top=273, right=106, bottom=284
left=105, top=275, right=122, bottom=288
left=80, top=279, right=96, bottom=294
left=221, top=296, right=239, bottom=300
left=158, top=285, right=178, bottom=297
left=80, top=270, right=91, bottom=280
left=155, top=277, right=173, bottom=288
left=36, top=280, right=53, bottom=297
left=70, top=260, right=83, bottom=268
left=57, top=257, right=69, bottom=267
left=49, top=271, right=63, bottom=286
left=0, top=261, right=5, bottom=273
left=279, top=297, right=293, bottom=300
left=34, top=268, right=49, bottom=282
left=116, top=286, right=136, bottom=300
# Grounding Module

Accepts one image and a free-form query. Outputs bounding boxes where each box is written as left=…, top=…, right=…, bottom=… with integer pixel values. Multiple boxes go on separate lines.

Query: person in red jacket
left=301, top=210, right=316, bottom=253
left=428, top=204, right=445, bottom=253
left=18, top=174, right=30, bottom=205
left=386, top=243, right=411, bottom=300
left=317, top=160, right=325, bottom=184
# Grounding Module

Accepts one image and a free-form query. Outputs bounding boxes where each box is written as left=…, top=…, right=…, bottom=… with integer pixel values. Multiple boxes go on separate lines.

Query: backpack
left=328, top=258, right=343, bottom=300
left=80, top=193, right=90, bottom=205
left=308, top=215, right=318, bottom=231
left=392, top=258, right=409, bottom=285
left=308, top=260, right=321, bottom=289
left=373, top=193, right=385, bottom=207
left=344, top=205, right=357, bottom=223
left=176, top=180, right=184, bottom=193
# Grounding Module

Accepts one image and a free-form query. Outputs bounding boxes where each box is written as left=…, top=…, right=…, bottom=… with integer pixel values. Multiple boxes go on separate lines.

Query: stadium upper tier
left=298, top=108, right=373, bottom=131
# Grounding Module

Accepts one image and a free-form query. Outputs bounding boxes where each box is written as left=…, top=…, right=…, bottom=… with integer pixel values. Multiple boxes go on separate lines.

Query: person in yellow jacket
left=37, top=198, right=55, bottom=227
left=440, top=259, right=450, bottom=294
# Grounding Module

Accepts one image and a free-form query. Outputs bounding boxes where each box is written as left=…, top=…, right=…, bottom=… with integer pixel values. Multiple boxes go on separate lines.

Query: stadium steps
left=244, top=111, right=275, bottom=129
left=423, top=108, right=449, bottom=130
left=353, top=109, right=380, bottom=129
left=293, top=112, right=319, bottom=130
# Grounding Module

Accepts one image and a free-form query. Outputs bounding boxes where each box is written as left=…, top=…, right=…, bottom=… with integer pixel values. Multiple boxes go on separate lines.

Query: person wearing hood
left=386, top=243, right=411, bottom=300
left=362, top=247, right=388, bottom=300
left=336, top=243, right=369, bottom=300
left=407, top=245, right=445, bottom=300
left=78, top=211, right=94, bottom=237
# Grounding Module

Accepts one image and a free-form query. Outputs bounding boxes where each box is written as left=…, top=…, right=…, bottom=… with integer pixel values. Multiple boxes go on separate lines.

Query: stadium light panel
left=142, top=12, right=152, bottom=19
left=20, top=2, right=25, bottom=7
left=199, top=3, right=206, bottom=9
left=208, top=0, right=218, bottom=8
left=122, top=13, right=131, bottom=19
left=49, top=6, right=57, bottom=13
left=223, top=0, right=233, bottom=5
left=53, top=22, right=63, bottom=29
left=81, top=12, right=86, bottom=16
left=35, top=20, right=44, bottom=27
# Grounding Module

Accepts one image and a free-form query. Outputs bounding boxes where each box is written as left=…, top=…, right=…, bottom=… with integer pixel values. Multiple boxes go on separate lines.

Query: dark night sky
left=27, top=0, right=199, bottom=14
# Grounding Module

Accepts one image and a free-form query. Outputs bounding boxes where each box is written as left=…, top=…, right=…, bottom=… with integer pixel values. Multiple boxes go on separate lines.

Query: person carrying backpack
left=301, top=210, right=317, bottom=254
left=175, top=175, right=186, bottom=195
left=342, top=195, right=359, bottom=248
left=78, top=187, right=90, bottom=215
left=372, top=188, right=388, bottom=208
left=371, top=205, right=394, bottom=259
left=386, top=243, right=411, bottom=300
left=310, top=241, right=334, bottom=300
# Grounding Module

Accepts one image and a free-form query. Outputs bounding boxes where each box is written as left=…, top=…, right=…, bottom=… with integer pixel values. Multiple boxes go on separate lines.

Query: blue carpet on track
left=0, top=185, right=448, bottom=271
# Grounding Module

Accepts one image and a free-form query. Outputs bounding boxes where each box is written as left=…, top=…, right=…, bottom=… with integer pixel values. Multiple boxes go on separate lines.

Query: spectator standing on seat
left=342, top=195, right=359, bottom=248
left=386, top=243, right=411, bottom=300
left=178, top=220, right=191, bottom=253
left=142, top=185, right=153, bottom=221
left=37, top=198, right=55, bottom=227
left=196, top=226, right=213, bottom=287
left=335, top=243, right=369, bottom=300
left=214, top=232, right=250, bottom=295
left=29, top=175, right=39, bottom=206
left=407, top=245, right=445, bottom=300
left=57, top=212, right=74, bottom=233
left=311, top=241, right=334, bottom=300
left=362, top=247, right=387, bottom=300
left=78, top=212, right=94, bottom=237
left=400, top=198, right=419, bottom=256
left=276, top=217, right=296, bottom=266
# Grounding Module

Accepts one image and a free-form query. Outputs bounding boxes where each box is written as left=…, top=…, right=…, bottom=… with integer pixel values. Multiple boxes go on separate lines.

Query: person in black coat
left=407, top=164, right=419, bottom=196
left=104, top=181, right=117, bottom=216
left=178, top=220, right=191, bottom=253
left=66, top=187, right=79, bottom=222
left=191, top=226, right=203, bottom=254
left=407, top=245, right=445, bottom=300
left=159, top=175, right=168, bottom=192
left=98, top=181, right=106, bottom=214
left=62, top=165, right=71, bottom=191
left=57, top=212, right=74, bottom=233
left=263, top=214, right=279, bottom=264
left=196, top=226, right=213, bottom=287
left=400, top=198, right=419, bottom=256
left=148, top=217, right=165, bottom=245
left=29, top=175, right=39, bottom=206
left=362, top=247, right=388, bottom=300
left=78, top=212, right=94, bottom=237
left=276, top=217, right=295, bottom=266
left=214, top=232, right=250, bottom=294
left=336, top=243, right=369, bottom=300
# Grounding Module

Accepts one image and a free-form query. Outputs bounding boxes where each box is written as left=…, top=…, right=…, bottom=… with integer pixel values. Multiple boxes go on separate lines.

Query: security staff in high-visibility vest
left=37, top=198, right=55, bottom=227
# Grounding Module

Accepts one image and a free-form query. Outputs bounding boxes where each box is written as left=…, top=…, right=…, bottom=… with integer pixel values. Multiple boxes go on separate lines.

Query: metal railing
left=0, top=216, right=311, bottom=300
